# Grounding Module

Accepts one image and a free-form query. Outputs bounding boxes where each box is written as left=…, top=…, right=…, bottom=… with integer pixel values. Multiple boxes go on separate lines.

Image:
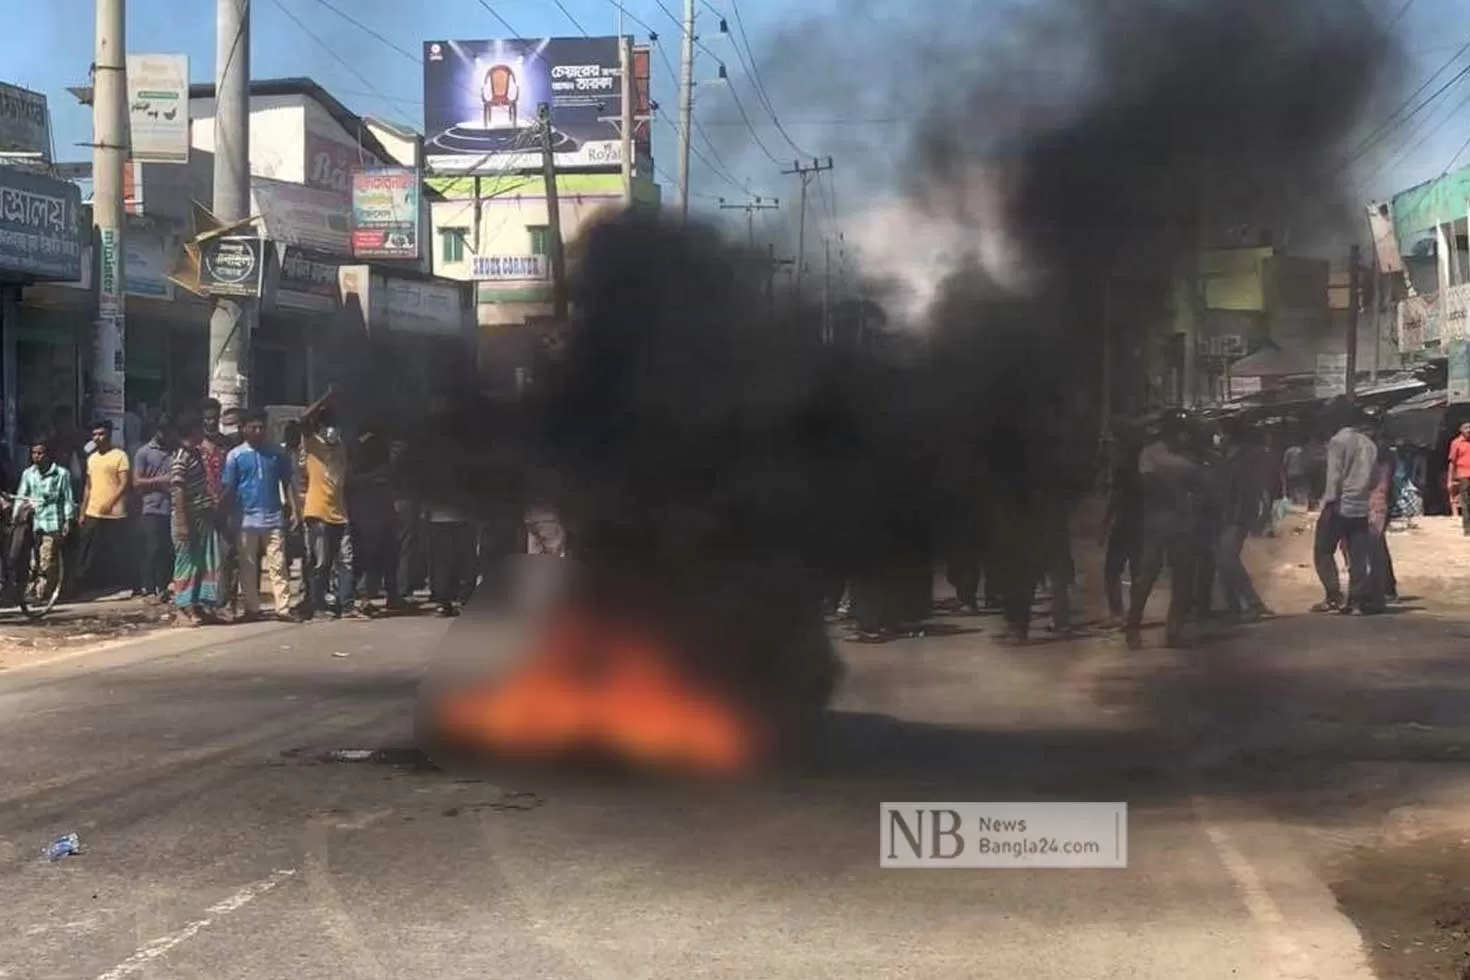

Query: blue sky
left=3, top=0, right=1469, bottom=228
left=0, top=0, right=812, bottom=216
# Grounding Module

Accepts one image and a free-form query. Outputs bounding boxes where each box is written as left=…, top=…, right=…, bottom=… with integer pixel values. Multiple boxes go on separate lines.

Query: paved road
left=6, top=596, right=1462, bottom=980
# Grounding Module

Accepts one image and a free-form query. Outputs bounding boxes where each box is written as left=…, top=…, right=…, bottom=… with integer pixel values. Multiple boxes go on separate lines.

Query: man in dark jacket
left=1214, top=420, right=1272, bottom=621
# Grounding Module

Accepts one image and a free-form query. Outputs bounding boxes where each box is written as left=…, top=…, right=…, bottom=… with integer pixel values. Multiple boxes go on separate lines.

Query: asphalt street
left=2, top=594, right=1465, bottom=980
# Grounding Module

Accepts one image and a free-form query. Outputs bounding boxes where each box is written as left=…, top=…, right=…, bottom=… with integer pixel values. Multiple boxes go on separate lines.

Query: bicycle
left=0, top=494, right=67, bottom=618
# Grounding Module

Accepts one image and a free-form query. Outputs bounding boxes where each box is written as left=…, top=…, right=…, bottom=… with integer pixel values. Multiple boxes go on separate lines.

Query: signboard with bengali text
left=423, top=37, right=625, bottom=173
left=126, top=55, right=190, bottom=164
left=351, top=168, right=420, bottom=259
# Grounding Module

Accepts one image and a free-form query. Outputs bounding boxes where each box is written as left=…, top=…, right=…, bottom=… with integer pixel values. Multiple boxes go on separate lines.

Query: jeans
left=305, top=519, right=355, bottom=615
left=1314, top=503, right=1371, bottom=607
left=1216, top=524, right=1264, bottom=614
left=1456, top=478, right=1470, bottom=532
left=1368, top=528, right=1397, bottom=603
left=353, top=512, right=400, bottom=603
left=238, top=526, right=291, bottom=615
left=137, top=514, right=172, bottom=595
left=1103, top=515, right=1141, bottom=618
left=1126, top=514, right=1197, bottom=642
left=428, top=520, right=472, bottom=607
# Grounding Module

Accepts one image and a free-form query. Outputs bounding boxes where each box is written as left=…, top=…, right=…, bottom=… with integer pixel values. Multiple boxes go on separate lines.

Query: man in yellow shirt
left=77, top=419, right=133, bottom=594
left=300, top=386, right=363, bottom=619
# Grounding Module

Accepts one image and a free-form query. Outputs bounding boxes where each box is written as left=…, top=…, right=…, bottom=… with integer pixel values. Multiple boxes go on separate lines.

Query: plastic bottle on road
left=44, top=833, right=82, bottom=861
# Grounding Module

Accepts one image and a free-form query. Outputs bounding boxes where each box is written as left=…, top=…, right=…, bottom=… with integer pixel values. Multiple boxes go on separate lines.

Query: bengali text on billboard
left=423, top=37, right=624, bottom=173
left=351, top=168, right=420, bottom=259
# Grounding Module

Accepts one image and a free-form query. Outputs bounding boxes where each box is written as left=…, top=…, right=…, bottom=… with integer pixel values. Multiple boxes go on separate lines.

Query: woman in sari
left=169, top=411, right=221, bottom=625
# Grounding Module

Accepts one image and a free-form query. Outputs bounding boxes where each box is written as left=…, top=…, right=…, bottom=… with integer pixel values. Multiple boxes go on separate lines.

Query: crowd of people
left=825, top=398, right=1421, bottom=649
left=0, top=386, right=501, bottom=626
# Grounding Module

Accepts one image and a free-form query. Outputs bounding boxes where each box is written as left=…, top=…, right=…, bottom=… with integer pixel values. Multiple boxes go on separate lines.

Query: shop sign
left=126, top=54, right=190, bottom=164
left=0, top=165, right=81, bottom=280
left=252, top=177, right=350, bottom=255
left=472, top=254, right=547, bottom=281
left=0, top=82, right=50, bottom=161
left=275, top=246, right=341, bottom=312
left=383, top=277, right=464, bottom=336
left=200, top=234, right=264, bottom=297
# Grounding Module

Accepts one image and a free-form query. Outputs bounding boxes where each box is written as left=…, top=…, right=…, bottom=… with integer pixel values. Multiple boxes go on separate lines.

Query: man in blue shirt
left=132, top=416, right=175, bottom=599
left=221, top=410, right=302, bottom=623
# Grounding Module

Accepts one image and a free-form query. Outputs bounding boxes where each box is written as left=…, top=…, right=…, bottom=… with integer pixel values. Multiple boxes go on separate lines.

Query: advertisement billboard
left=423, top=37, right=624, bottom=173
left=126, top=55, right=190, bottom=164
left=0, top=82, right=50, bottom=161
left=351, top=168, right=420, bottom=259
left=0, top=165, right=81, bottom=280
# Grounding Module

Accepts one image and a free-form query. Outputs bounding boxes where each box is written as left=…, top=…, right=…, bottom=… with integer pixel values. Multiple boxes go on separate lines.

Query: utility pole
left=209, top=0, right=253, bottom=412
left=676, top=0, right=695, bottom=221
left=539, top=103, right=568, bottom=322
left=765, top=243, right=794, bottom=322
left=91, top=0, right=127, bottom=433
left=718, top=196, right=778, bottom=248
left=822, top=236, right=832, bottom=342
left=781, top=157, right=832, bottom=302
left=1346, top=243, right=1361, bottom=399
left=620, top=33, right=634, bottom=207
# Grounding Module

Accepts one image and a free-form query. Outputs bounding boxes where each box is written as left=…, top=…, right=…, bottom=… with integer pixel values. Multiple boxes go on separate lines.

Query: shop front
left=0, top=165, right=84, bottom=466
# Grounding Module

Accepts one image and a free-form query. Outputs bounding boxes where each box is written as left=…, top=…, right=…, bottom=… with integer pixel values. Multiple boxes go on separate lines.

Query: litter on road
left=44, top=833, right=82, bottom=862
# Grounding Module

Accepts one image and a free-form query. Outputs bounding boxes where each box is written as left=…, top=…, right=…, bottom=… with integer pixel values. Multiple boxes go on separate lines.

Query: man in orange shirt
left=1450, top=421, right=1470, bottom=535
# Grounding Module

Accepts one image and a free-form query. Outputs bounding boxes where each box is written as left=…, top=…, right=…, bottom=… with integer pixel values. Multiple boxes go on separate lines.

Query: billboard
left=126, top=55, right=190, bottom=164
left=351, top=168, right=420, bottom=259
left=423, top=37, right=624, bottom=173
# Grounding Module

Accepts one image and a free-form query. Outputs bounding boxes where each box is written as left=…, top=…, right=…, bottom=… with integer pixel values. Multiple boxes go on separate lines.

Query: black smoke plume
left=416, top=0, right=1399, bottom=739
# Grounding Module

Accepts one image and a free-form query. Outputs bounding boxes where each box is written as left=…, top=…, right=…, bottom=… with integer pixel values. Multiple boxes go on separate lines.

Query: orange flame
left=433, top=611, right=764, bottom=776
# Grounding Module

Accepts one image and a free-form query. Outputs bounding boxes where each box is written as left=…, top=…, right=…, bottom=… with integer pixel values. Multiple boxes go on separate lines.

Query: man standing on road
left=1215, top=420, right=1272, bottom=622
left=14, top=440, right=75, bottom=603
left=221, top=410, right=300, bottom=624
left=1124, top=410, right=1201, bottom=651
left=200, top=399, right=243, bottom=617
left=77, top=420, right=133, bottom=595
left=1448, top=420, right=1470, bottom=536
left=300, top=387, right=361, bottom=620
left=132, top=415, right=175, bottom=601
left=1313, top=402, right=1379, bottom=615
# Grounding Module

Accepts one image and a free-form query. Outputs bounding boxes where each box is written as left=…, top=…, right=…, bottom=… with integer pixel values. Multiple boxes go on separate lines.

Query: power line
left=725, top=0, right=814, bottom=158
left=471, top=0, right=523, bottom=40
left=1343, top=37, right=1470, bottom=168
left=546, top=0, right=589, bottom=36
left=268, top=0, right=417, bottom=125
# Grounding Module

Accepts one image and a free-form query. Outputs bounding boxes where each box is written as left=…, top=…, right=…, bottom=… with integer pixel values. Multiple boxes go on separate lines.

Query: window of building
left=440, top=227, right=466, bottom=264
left=528, top=225, right=551, bottom=256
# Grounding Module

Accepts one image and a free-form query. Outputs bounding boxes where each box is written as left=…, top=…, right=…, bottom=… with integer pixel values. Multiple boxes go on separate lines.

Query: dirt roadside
left=0, top=594, right=175, bottom=671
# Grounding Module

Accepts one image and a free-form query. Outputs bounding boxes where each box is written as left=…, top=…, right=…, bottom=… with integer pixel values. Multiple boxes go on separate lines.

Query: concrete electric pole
left=539, top=103, right=568, bottom=322
left=782, top=157, right=832, bottom=303
left=676, top=0, right=695, bottom=221
left=208, top=0, right=253, bottom=412
left=718, top=196, right=778, bottom=248
left=1346, top=243, right=1361, bottom=399
left=620, top=34, right=634, bottom=208
left=91, top=0, right=128, bottom=432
